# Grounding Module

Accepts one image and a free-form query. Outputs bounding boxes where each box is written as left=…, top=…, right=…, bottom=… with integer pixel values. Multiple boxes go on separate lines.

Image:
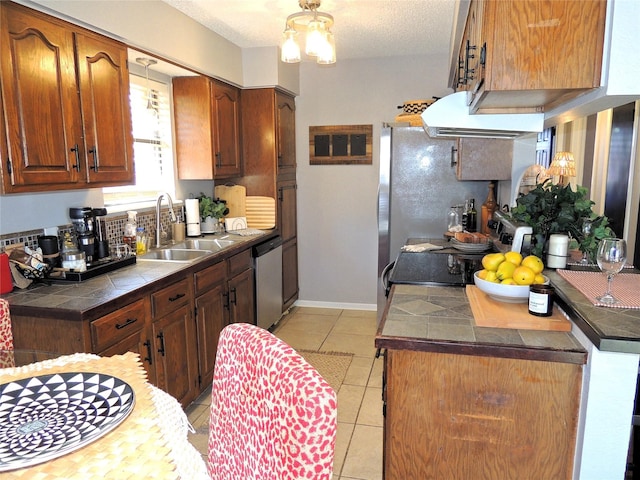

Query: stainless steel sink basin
left=178, top=238, right=236, bottom=251
left=137, top=248, right=211, bottom=262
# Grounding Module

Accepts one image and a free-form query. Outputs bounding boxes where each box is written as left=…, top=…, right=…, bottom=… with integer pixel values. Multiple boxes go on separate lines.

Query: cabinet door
left=228, top=268, right=255, bottom=325
left=278, top=180, right=297, bottom=243
left=152, top=304, right=198, bottom=406
left=75, top=33, right=134, bottom=185
left=276, top=91, right=296, bottom=176
left=282, top=238, right=299, bottom=310
left=195, top=286, right=227, bottom=388
left=0, top=4, right=82, bottom=191
left=212, top=81, right=242, bottom=178
left=99, top=330, right=154, bottom=383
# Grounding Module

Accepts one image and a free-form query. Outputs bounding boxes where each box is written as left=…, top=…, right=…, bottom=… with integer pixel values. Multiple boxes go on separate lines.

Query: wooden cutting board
left=466, top=285, right=571, bottom=332
left=214, top=185, right=246, bottom=218
left=245, top=196, right=276, bottom=229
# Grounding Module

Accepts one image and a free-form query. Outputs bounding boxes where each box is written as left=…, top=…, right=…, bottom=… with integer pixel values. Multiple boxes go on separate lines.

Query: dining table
left=0, top=350, right=208, bottom=479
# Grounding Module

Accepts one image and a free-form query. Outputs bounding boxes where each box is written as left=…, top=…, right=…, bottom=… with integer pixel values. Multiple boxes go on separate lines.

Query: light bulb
left=305, top=20, right=325, bottom=56
left=281, top=29, right=301, bottom=63
left=316, top=31, right=336, bottom=64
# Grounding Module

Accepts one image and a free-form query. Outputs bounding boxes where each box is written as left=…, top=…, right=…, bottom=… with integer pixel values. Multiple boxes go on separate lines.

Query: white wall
left=295, top=55, right=451, bottom=309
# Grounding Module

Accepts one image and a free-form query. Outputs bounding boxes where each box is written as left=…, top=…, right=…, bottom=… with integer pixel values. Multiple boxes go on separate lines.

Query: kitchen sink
left=177, top=238, right=236, bottom=251
left=137, top=248, right=211, bottom=263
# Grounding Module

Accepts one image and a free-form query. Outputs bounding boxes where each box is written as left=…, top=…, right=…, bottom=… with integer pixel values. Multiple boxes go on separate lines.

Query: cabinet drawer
left=152, top=279, right=191, bottom=319
left=194, top=261, right=226, bottom=296
left=91, top=299, right=146, bottom=352
left=227, top=249, right=252, bottom=277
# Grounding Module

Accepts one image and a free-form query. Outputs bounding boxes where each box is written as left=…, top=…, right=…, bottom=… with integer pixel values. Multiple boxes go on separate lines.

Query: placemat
left=0, top=352, right=179, bottom=479
left=557, top=270, right=640, bottom=309
left=466, top=285, right=571, bottom=331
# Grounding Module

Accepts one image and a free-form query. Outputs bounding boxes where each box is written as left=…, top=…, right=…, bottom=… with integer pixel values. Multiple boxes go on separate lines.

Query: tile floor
left=185, top=306, right=384, bottom=480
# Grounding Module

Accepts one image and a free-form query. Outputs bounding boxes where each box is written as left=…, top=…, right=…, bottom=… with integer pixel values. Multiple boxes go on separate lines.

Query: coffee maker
left=69, top=207, right=94, bottom=263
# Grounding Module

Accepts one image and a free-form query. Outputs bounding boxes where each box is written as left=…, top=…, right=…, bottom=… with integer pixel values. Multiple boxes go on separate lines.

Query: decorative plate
left=0, top=372, right=135, bottom=472
left=451, top=239, right=492, bottom=253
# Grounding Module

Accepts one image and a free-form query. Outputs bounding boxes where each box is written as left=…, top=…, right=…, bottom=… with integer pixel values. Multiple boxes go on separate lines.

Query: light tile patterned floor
left=185, top=306, right=383, bottom=480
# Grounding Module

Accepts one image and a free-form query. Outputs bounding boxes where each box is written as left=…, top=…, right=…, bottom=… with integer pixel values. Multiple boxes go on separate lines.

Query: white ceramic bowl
left=473, top=271, right=549, bottom=303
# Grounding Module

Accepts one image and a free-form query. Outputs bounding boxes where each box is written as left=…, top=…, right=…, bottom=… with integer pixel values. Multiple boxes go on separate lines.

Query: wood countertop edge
left=374, top=335, right=587, bottom=365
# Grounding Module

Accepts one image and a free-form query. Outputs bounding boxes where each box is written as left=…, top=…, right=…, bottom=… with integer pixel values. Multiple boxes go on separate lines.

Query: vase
left=201, top=216, right=220, bottom=233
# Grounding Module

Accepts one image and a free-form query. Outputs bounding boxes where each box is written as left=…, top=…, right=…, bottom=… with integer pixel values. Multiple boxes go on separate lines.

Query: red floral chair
left=0, top=298, right=15, bottom=368
left=207, top=322, right=337, bottom=480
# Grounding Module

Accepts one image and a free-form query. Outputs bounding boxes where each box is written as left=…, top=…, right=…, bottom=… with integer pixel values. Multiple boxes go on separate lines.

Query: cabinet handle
left=222, top=292, right=230, bottom=310
left=230, top=287, right=237, bottom=305
left=115, top=317, right=138, bottom=329
left=70, top=144, right=81, bottom=171
left=169, top=292, right=186, bottom=302
left=157, top=332, right=166, bottom=356
left=451, top=146, right=458, bottom=167
left=215, top=151, right=221, bottom=167
left=89, top=146, right=98, bottom=171
left=143, top=340, right=153, bottom=365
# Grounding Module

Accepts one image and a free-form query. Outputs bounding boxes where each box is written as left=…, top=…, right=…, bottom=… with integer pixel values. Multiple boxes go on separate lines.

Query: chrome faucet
left=156, top=192, right=177, bottom=248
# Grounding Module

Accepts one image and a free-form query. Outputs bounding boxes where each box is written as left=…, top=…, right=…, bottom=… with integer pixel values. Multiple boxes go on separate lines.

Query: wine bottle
left=481, top=182, right=497, bottom=234
left=467, top=198, right=477, bottom=232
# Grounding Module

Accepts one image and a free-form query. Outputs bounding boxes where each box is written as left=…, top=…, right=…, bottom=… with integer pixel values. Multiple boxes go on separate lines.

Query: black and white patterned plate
left=0, top=372, right=135, bottom=471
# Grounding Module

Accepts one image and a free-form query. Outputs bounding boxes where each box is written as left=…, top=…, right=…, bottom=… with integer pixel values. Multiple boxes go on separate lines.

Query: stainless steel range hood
left=421, top=92, right=544, bottom=139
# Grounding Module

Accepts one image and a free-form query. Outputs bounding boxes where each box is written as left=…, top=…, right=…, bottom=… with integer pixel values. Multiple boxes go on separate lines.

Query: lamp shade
left=548, top=152, right=577, bottom=178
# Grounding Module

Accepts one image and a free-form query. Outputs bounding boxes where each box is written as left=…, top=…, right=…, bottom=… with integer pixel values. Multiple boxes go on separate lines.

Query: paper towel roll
left=185, top=198, right=201, bottom=237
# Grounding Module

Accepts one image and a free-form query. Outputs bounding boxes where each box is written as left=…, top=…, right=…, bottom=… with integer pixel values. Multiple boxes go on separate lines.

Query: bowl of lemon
left=473, top=252, right=548, bottom=303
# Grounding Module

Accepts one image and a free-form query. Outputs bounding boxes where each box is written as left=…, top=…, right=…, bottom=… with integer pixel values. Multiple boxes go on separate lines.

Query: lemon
left=504, top=251, right=523, bottom=266
left=534, top=274, right=546, bottom=284
left=482, top=253, right=505, bottom=271
left=496, top=261, right=516, bottom=280
left=485, top=271, right=499, bottom=283
left=501, top=278, right=517, bottom=285
left=477, top=269, right=489, bottom=280
left=512, top=265, right=536, bottom=285
left=521, top=255, right=544, bottom=275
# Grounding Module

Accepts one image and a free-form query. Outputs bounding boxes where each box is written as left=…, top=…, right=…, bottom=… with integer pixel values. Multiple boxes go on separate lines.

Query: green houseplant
left=510, top=180, right=614, bottom=262
left=197, top=193, right=229, bottom=220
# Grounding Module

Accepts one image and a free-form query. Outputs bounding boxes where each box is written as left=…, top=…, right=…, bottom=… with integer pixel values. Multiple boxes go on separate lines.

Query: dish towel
left=557, top=270, right=640, bottom=309
left=401, top=243, right=444, bottom=253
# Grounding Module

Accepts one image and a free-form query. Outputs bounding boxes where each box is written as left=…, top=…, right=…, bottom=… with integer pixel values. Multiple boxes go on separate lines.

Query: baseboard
left=291, top=300, right=377, bottom=311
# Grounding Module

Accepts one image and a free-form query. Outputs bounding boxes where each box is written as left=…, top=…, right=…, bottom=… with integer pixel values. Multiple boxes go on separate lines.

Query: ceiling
left=159, top=0, right=459, bottom=62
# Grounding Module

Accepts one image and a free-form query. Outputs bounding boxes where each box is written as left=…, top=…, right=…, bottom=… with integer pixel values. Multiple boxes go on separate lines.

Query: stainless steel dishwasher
left=252, top=236, right=283, bottom=330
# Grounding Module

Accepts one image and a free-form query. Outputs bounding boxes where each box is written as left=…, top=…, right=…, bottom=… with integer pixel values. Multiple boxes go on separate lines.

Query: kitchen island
left=376, top=244, right=640, bottom=479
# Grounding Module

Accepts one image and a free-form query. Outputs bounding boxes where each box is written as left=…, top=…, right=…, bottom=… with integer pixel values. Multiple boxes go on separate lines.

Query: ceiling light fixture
left=281, top=0, right=336, bottom=64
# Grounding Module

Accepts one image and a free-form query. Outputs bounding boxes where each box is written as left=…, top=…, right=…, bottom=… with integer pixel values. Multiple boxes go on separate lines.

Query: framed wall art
left=309, top=124, right=372, bottom=165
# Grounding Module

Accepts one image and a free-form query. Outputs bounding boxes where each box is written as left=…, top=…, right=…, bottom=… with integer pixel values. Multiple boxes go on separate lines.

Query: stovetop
left=389, top=249, right=484, bottom=287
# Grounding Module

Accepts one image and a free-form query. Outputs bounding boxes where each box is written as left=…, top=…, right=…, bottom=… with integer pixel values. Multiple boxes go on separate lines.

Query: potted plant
left=197, top=193, right=229, bottom=233
left=509, top=180, right=614, bottom=262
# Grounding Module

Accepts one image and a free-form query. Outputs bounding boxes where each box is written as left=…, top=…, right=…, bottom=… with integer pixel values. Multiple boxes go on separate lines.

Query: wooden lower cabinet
left=384, top=349, right=582, bottom=479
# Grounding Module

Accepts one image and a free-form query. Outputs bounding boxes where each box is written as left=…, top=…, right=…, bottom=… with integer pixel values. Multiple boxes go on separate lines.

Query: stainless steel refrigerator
left=377, top=125, right=490, bottom=310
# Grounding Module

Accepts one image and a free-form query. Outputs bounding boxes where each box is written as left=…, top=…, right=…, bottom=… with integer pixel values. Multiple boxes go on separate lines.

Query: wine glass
left=595, top=238, right=627, bottom=304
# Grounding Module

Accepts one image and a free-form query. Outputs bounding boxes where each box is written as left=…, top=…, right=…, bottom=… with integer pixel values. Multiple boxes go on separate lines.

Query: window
left=103, top=74, right=174, bottom=206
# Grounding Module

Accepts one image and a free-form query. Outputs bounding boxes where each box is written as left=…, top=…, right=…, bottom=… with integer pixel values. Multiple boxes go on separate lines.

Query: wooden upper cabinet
left=1, top=4, right=82, bottom=191
left=0, top=2, right=134, bottom=193
left=462, top=0, right=606, bottom=113
left=173, top=76, right=242, bottom=180
left=276, top=91, right=296, bottom=176
left=75, top=33, right=134, bottom=185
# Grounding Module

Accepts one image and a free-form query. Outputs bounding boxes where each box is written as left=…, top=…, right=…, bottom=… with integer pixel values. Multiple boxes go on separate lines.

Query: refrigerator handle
left=451, top=145, right=458, bottom=167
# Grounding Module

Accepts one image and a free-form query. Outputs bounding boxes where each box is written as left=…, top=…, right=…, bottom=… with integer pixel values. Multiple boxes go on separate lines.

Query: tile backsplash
left=0, top=206, right=183, bottom=253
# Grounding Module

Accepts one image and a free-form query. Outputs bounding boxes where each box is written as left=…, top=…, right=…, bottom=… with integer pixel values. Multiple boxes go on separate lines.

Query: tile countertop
left=376, top=283, right=588, bottom=364
left=1, top=231, right=275, bottom=322
left=548, top=269, right=640, bottom=354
